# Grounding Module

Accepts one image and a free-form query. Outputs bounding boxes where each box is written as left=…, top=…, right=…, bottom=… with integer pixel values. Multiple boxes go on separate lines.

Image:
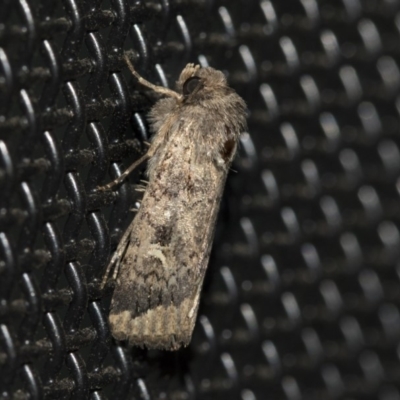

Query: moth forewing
left=103, top=57, right=247, bottom=350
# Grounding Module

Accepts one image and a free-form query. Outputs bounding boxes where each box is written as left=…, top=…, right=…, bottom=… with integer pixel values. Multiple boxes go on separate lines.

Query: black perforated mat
left=2, top=0, right=400, bottom=399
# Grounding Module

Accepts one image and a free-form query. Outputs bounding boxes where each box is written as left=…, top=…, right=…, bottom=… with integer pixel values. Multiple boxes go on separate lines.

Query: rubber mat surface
left=2, top=1, right=400, bottom=399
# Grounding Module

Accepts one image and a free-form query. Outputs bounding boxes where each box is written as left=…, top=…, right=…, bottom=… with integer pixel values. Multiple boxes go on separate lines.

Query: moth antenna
left=124, top=55, right=181, bottom=100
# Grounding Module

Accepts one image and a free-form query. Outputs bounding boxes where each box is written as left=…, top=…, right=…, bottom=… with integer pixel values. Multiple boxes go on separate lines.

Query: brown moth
left=100, top=56, right=247, bottom=350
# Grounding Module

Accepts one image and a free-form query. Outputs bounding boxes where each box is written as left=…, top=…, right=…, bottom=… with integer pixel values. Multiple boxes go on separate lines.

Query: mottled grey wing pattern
left=108, top=127, right=230, bottom=350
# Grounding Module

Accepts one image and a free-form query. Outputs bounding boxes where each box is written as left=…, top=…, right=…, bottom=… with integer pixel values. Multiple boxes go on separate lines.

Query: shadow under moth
left=100, top=55, right=247, bottom=350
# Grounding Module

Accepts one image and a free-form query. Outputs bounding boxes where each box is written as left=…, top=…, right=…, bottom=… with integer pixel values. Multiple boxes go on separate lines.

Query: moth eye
left=183, top=76, right=202, bottom=95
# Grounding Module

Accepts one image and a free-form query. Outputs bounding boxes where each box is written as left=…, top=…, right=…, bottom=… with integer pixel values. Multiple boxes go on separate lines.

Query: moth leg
left=112, top=254, right=123, bottom=281
left=101, top=250, right=120, bottom=289
left=101, top=230, right=132, bottom=289
left=98, top=152, right=150, bottom=191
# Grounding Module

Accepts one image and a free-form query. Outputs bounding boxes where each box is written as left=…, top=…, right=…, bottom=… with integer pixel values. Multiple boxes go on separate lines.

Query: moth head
left=177, top=64, right=230, bottom=102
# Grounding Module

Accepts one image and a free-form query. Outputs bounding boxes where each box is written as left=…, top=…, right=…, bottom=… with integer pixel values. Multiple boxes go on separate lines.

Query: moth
left=101, top=56, right=247, bottom=350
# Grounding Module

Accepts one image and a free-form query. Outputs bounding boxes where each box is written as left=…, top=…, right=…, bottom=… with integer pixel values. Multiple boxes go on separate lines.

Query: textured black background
left=2, top=0, right=400, bottom=399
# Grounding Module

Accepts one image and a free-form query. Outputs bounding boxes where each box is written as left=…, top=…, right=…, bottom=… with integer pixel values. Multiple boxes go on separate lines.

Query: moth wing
left=108, top=181, right=225, bottom=350
left=107, top=123, right=233, bottom=350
